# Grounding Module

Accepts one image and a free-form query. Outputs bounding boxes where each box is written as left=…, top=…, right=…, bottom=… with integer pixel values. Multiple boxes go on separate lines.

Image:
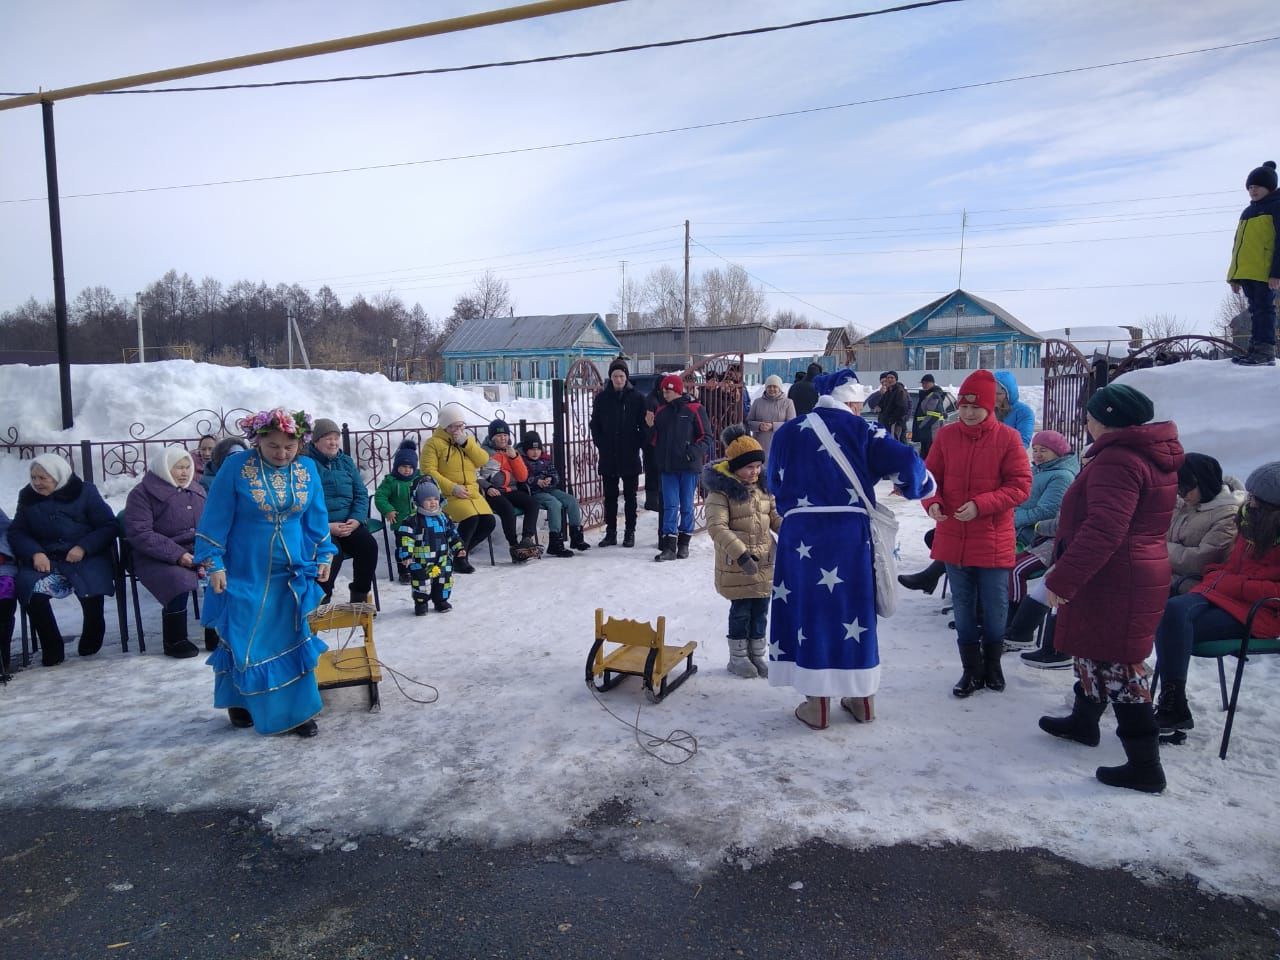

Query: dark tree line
left=0, top=269, right=515, bottom=377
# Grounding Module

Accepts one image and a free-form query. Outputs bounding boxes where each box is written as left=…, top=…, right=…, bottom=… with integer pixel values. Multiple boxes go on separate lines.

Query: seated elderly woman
left=8, top=454, right=117, bottom=666
left=198, top=436, right=247, bottom=492
left=1168, top=452, right=1242, bottom=596
left=303, top=418, right=379, bottom=604
left=124, top=446, right=212, bottom=659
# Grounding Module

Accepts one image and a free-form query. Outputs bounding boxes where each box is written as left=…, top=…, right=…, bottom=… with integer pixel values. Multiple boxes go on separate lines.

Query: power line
left=691, top=238, right=857, bottom=329
left=786, top=279, right=1224, bottom=295
left=4, top=35, right=1275, bottom=205
left=0, top=0, right=965, bottom=97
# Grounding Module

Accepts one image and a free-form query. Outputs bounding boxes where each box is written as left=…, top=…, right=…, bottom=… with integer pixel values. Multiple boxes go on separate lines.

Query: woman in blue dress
left=195, top=409, right=337, bottom=737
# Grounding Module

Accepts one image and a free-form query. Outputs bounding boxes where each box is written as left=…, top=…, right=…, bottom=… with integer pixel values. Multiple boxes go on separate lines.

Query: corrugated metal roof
left=441, top=314, right=616, bottom=354
left=862, top=289, right=1041, bottom=343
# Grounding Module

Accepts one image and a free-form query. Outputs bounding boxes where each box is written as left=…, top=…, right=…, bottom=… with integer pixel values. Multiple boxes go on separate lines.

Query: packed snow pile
left=0, top=358, right=1276, bottom=905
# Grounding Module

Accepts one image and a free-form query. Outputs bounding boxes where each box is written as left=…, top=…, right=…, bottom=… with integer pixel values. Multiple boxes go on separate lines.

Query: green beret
left=1086, top=383, right=1155, bottom=428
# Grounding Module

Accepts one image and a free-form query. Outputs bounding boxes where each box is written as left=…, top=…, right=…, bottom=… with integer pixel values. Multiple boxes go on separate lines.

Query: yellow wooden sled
left=586, top=608, right=697, bottom=703
left=309, top=602, right=382, bottom=711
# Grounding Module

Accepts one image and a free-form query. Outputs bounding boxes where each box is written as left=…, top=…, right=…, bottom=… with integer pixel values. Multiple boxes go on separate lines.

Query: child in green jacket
left=374, top=439, right=421, bottom=582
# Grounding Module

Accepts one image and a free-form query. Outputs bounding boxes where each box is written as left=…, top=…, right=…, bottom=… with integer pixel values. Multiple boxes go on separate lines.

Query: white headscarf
left=30, top=453, right=72, bottom=492
left=149, top=446, right=195, bottom=488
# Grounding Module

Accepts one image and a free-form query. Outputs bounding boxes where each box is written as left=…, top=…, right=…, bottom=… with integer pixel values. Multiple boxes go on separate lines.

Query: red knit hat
left=659, top=374, right=684, bottom=394
left=957, top=370, right=996, bottom=414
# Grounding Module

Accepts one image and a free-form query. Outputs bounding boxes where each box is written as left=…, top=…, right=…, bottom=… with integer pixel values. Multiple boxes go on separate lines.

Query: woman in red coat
left=1039, top=383, right=1183, bottom=793
left=1152, top=462, right=1280, bottom=734
left=922, top=370, right=1032, bottom=698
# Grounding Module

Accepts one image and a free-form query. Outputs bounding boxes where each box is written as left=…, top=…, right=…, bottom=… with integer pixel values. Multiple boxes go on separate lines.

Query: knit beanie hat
left=1246, top=161, right=1277, bottom=193
left=1177, top=452, right=1223, bottom=502
left=31, top=452, right=72, bottom=492
left=1086, top=383, right=1154, bottom=428
left=957, top=370, right=997, bottom=414
left=920, top=374, right=935, bottom=385
left=659, top=374, right=684, bottom=394
left=436, top=403, right=468, bottom=430
left=392, top=438, right=418, bottom=472
left=880, top=370, right=899, bottom=381
left=519, top=430, right=544, bottom=452
left=764, top=374, right=783, bottom=388
left=413, top=476, right=441, bottom=505
left=312, top=418, right=340, bottom=440
left=1030, top=430, right=1071, bottom=458
left=722, top=425, right=765, bottom=472
left=608, top=358, right=630, bottom=377
left=1245, top=461, right=1280, bottom=506
left=209, top=436, right=248, bottom=472
left=487, top=418, right=511, bottom=440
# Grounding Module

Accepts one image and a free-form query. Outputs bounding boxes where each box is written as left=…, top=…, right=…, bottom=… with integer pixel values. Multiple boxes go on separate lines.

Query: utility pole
left=619, top=260, right=628, bottom=328
left=957, top=208, right=968, bottom=289
left=135, top=292, right=145, bottom=362
left=287, top=307, right=294, bottom=369
left=42, top=101, right=73, bottom=428
left=683, top=219, right=691, bottom=367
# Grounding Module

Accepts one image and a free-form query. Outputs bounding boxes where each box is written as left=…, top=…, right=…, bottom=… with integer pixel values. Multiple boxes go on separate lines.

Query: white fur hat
left=831, top=381, right=872, bottom=404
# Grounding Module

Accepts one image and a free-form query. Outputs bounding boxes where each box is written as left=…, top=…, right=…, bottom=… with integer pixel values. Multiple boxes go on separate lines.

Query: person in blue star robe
left=195, top=412, right=337, bottom=736
left=767, top=371, right=934, bottom=729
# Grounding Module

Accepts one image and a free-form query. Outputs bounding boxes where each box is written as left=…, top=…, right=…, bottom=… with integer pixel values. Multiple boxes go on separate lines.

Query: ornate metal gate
left=1041, top=338, right=1097, bottom=455
left=686, top=351, right=748, bottom=459
left=1111, top=335, right=1243, bottom=376
left=559, top=358, right=606, bottom=529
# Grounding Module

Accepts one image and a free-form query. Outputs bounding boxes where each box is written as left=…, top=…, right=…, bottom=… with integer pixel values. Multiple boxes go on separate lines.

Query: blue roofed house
left=855, top=289, right=1043, bottom=385
left=441, top=314, right=623, bottom=394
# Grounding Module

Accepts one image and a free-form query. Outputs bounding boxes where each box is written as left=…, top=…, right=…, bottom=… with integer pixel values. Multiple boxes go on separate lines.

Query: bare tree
left=639, top=265, right=687, bottom=327
left=1213, top=289, right=1249, bottom=342
left=610, top=274, right=643, bottom=328
left=699, top=265, right=768, bottom=326
left=1140, top=312, right=1191, bottom=342
left=771, top=307, right=813, bottom=328
left=470, top=270, right=514, bottom=319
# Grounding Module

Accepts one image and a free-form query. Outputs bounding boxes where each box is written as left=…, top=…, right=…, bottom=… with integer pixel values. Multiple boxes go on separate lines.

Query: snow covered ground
left=1, top=359, right=1277, bottom=906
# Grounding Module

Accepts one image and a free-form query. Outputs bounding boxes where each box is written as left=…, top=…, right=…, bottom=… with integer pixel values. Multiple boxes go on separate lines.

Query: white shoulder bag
left=805, top=412, right=900, bottom=618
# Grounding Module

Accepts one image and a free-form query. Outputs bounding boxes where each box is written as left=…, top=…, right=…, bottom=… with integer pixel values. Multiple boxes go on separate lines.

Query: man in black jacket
left=911, top=373, right=950, bottom=458
left=787, top=362, right=822, bottom=417
left=589, top=358, right=647, bottom=547
left=646, top=374, right=712, bottom=561
left=876, top=370, right=911, bottom=441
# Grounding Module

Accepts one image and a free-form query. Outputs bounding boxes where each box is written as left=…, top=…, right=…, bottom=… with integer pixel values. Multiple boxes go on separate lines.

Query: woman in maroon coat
left=123, top=447, right=211, bottom=659
left=1039, top=383, right=1183, bottom=793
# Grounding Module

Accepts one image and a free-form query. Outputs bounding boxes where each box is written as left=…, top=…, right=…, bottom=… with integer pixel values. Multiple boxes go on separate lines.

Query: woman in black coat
left=9, top=454, right=117, bottom=666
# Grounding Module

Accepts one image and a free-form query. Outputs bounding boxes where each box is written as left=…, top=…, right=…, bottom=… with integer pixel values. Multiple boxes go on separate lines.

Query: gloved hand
left=736, top=553, right=759, bottom=576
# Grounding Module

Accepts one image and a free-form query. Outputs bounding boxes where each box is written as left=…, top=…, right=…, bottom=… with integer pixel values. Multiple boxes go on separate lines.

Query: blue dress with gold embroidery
left=194, top=449, right=336, bottom=735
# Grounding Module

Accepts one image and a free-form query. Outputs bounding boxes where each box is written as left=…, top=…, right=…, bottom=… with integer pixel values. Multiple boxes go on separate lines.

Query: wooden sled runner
left=309, top=602, right=382, bottom=711
left=586, top=608, right=697, bottom=703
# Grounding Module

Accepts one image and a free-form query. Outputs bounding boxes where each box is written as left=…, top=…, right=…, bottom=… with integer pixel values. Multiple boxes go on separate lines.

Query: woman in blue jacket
left=9, top=454, right=117, bottom=666
left=303, top=418, right=378, bottom=604
left=994, top=371, right=1035, bottom=447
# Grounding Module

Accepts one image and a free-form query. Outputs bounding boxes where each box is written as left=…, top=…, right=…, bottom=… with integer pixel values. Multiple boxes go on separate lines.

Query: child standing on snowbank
left=397, top=479, right=464, bottom=616
left=703, top=426, right=781, bottom=679
left=1228, top=160, right=1280, bottom=366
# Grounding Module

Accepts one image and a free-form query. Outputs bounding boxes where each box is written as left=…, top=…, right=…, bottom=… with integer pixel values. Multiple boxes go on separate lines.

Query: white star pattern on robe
left=796, top=496, right=812, bottom=508
left=843, top=618, right=867, bottom=642
left=778, top=468, right=785, bottom=481
left=818, top=566, right=844, bottom=592
left=797, top=418, right=813, bottom=431
left=769, top=637, right=782, bottom=659
left=847, top=487, right=861, bottom=505
left=795, top=542, right=812, bottom=559
left=772, top=581, right=791, bottom=602
left=797, top=627, right=806, bottom=643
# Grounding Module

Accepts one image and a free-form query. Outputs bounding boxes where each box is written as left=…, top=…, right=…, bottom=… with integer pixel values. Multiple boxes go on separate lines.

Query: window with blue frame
left=485, top=360, right=496, bottom=380
left=454, top=362, right=464, bottom=381
left=530, top=359, right=541, bottom=378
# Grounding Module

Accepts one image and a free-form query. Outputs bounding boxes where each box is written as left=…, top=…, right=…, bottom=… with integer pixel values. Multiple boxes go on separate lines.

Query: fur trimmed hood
left=701, top=458, right=766, bottom=502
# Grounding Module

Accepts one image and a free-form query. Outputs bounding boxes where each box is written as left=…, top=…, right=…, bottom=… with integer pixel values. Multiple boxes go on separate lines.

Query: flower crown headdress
left=238, top=408, right=313, bottom=444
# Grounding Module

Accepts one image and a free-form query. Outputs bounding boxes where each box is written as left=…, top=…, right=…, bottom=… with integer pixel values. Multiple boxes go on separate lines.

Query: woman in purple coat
left=124, top=447, right=211, bottom=659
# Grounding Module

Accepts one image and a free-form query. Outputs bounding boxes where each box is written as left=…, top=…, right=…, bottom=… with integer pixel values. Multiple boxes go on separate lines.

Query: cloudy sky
left=1, top=0, right=1274, bottom=337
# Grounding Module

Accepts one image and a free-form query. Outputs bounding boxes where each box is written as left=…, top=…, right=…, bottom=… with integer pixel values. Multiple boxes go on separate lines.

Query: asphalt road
left=1, top=804, right=1277, bottom=960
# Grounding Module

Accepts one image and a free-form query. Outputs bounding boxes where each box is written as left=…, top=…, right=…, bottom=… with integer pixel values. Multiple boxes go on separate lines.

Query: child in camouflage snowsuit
left=397, top=478, right=464, bottom=616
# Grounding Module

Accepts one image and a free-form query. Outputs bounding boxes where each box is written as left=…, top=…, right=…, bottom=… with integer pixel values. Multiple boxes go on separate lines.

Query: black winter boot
left=983, top=642, right=1006, bottom=692
left=27, top=598, right=64, bottom=667
left=227, top=707, right=253, bottom=728
left=204, top=628, right=220, bottom=652
left=952, top=644, right=985, bottom=698
left=569, top=526, right=590, bottom=551
left=654, top=535, right=677, bottom=562
left=1154, top=677, right=1194, bottom=732
left=77, top=596, right=106, bottom=657
left=597, top=528, right=618, bottom=547
left=162, top=611, right=200, bottom=659
left=0, top=602, right=14, bottom=679
left=454, top=556, right=476, bottom=574
left=676, top=533, right=691, bottom=559
left=1021, top=611, right=1071, bottom=668
left=622, top=526, right=636, bottom=548
left=1039, top=682, right=1107, bottom=746
left=1005, top=597, right=1048, bottom=652
left=898, top=560, right=945, bottom=595
left=546, top=532, right=575, bottom=558
left=1096, top=702, right=1167, bottom=793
